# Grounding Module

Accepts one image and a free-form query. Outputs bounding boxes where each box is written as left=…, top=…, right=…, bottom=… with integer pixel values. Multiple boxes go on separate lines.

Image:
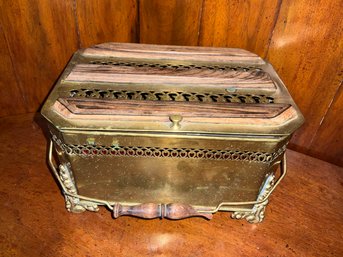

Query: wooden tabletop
left=0, top=113, right=342, bottom=257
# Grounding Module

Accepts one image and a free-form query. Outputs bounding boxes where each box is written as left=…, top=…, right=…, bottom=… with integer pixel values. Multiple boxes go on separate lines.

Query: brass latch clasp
left=169, top=114, right=183, bottom=129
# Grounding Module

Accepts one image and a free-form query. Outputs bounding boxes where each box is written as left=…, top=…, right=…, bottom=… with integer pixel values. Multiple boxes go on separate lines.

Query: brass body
left=42, top=43, right=304, bottom=223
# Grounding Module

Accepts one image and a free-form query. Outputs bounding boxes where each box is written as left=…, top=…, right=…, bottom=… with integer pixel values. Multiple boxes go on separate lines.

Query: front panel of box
left=53, top=131, right=287, bottom=209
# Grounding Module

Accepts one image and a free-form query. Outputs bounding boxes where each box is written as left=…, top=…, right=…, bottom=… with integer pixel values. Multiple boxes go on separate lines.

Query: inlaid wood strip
left=57, top=98, right=290, bottom=119
left=66, top=64, right=275, bottom=90
left=53, top=101, right=297, bottom=128
left=86, top=42, right=258, bottom=56
left=81, top=43, right=265, bottom=65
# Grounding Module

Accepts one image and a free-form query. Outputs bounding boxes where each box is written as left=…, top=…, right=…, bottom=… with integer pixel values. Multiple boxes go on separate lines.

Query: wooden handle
left=113, top=203, right=212, bottom=220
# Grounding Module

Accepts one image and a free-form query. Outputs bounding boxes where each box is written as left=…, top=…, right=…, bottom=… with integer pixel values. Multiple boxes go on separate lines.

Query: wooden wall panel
left=0, top=0, right=78, bottom=113
left=266, top=0, right=343, bottom=156
left=139, top=0, right=202, bottom=46
left=76, top=0, right=138, bottom=48
left=199, top=0, right=281, bottom=57
left=309, top=83, right=343, bottom=167
left=0, top=0, right=341, bottom=165
left=0, top=22, right=27, bottom=117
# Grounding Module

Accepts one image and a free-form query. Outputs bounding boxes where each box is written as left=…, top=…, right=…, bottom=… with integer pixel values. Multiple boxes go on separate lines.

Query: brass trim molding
left=52, top=134, right=286, bottom=164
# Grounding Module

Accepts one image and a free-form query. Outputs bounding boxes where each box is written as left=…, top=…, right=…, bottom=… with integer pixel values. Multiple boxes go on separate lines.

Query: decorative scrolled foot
left=65, top=196, right=99, bottom=213
left=232, top=171, right=275, bottom=223
left=59, top=164, right=99, bottom=213
left=231, top=199, right=268, bottom=223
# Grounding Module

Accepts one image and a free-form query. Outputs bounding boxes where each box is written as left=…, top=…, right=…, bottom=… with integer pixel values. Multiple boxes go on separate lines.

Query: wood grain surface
left=58, top=97, right=290, bottom=120
left=0, top=22, right=27, bottom=116
left=266, top=0, right=343, bottom=156
left=0, top=0, right=78, bottom=113
left=75, top=0, right=138, bottom=48
left=0, top=113, right=342, bottom=256
left=0, top=0, right=341, bottom=165
left=82, top=42, right=264, bottom=65
left=66, top=64, right=273, bottom=88
left=308, top=84, right=343, bottom=167
left=139, top=0, right=203, bottom=45
left=199, top=0, right=281, bottom=57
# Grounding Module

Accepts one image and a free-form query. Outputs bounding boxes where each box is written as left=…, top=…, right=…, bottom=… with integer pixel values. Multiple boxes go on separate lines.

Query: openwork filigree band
left=52, top=135, right=286, bottom=164
left=69, top=89, right=274, bottom=104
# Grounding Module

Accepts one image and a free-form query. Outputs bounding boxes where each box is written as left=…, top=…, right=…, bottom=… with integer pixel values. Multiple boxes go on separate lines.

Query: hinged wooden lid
left=41, top=43, right=304, bottom=136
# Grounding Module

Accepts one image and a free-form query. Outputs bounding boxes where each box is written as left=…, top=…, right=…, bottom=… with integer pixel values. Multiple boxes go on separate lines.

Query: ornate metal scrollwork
left=69, top=88, right=274, bottom=104
left=231, top=173, right=275, bottom=223
left=59, top=164, right=99, bottom=213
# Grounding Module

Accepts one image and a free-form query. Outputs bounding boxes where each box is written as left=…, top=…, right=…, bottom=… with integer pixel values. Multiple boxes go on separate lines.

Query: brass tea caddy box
left=41, top=43, right=304, bottom=223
